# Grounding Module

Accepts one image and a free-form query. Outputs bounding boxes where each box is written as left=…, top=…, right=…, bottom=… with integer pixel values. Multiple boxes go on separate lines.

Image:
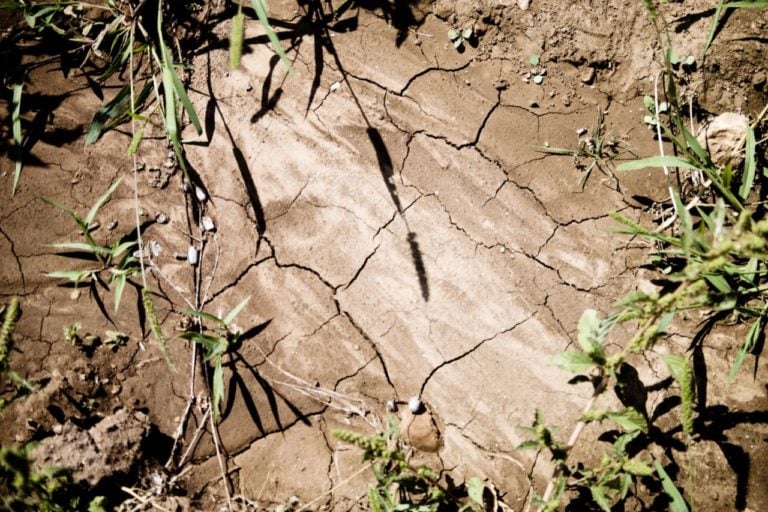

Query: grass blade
left=113, top=272, right=126, bottom=313
left=617, top=155, right=699, bottom=171
left=85, top=177, right=123, bottom=226
left=11, top=83, right=23, bottom=194
left=49, top=242, right=110, bottom=255
left=728, top=316, right=762, bottom=381
left=249, top=0, right=293, bottom=73
left=655, top=461, right=689, bottom=512
left=701, top=0, right=726, bottom=61
left=223, top=296, right=250, bottom=326
left=739, top=126, right=756, bottom=201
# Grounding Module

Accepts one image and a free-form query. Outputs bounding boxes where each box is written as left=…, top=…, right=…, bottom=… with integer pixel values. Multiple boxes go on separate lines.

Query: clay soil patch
left=1, top=1, right=768, bottom=510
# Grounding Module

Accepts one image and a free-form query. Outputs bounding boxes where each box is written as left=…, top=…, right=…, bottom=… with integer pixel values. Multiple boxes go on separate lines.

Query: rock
left=32, top=408, right=150, bottom=486
left=581, top=67, right=596, bottom=84
left=518, top=0, right=530, bottom=10
left=696, top=112, right=749, bottom=168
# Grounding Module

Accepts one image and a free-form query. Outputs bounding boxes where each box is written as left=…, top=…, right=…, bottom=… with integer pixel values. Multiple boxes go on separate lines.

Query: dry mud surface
left=1, top=0, right=768, bottom=510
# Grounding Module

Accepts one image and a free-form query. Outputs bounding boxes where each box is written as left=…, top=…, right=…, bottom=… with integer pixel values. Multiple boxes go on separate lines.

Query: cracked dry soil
left=2, top=0, right=768, bottom=510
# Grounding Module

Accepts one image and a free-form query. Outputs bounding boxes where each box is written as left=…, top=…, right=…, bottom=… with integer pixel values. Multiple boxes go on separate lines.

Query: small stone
left=562, top=96, right=572, bottom=107
left=752, top=71, right=766, bottom=89
left=53, top=424, right=63, bottom=435
left=386, top=400, right=397, bottom=412
left=201, top=215, right=216, bottom=232
left=577, top=127, right=588, bottom=136
left=87, top=221, right=100, bottom=232
left=408, top=396, right=422, bottom=413
left=70, top=289, right=81, bottom=300
left=696, top=112, right=749, bottom=168
left=107, top=220, right=118, bottom=230
left=194, top=186, right=207, bottom=202
left=529, top=100, right=539, bottom=108
left=517, top=0, right=530, bottom=9
left=330, top=81, right=341, bottom=92
left=581, top=67, right=596, bottom=84
left=187, top=245, right=199, bottom=266
left=149, top=240, right=162, bottom=257
left=155, top=212, right=169, bottom=224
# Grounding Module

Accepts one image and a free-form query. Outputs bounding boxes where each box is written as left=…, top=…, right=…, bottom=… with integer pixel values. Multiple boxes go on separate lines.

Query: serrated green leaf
left=623, top=458, right=654, bottom=476
left=606, top=407, right=647, bottom=433
left=549, top=350, right=595, bottom=373
left=577, top=309, right=602, bottom=355
left=590, top=485, right=612, bottom=512
left=466, top=477, right=484, bottom=505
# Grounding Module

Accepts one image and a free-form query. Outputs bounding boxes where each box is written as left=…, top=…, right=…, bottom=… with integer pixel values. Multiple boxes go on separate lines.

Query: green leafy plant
left=11, top=82, right=23, bottom=194
left=447, top=27, right=473, bottom=50
left=180, top=297, right=250, bottom=421
left=333, top=417, right=486, bottom=512
left=0, top=443, right=106, bottom=512
left=43, top=178, right=139, bottom=313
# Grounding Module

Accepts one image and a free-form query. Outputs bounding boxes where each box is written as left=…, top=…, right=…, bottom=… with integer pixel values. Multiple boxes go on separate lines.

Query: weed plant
left=333, top=417, right=487, bottom=512
left=526, top=3, right=768, bottom=511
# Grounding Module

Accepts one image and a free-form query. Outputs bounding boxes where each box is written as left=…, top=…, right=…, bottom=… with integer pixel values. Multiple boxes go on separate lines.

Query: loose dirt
left=1, top=0, right=767, bottom=510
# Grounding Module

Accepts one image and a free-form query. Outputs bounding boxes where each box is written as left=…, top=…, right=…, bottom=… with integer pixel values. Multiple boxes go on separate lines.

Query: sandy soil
left=1, top=0, right=767, bottom=510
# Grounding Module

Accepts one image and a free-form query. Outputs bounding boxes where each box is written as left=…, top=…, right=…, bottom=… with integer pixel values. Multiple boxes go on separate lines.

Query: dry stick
left=177, top=407, right=211, bottom=468
left=120, top=487, right=174, bottom=512
left=208, top=401, right=234, bottom=510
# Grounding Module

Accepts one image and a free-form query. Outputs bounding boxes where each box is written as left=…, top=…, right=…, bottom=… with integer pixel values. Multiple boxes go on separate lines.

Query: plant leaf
left=249, top=0, right=293, bottom=74
left=46, top=269, right=95, bottom=283
left=113, top=272, right=126, bottom=313
left=466, top=477, right=484, bottom=505
left=11, top=82, right=23, bottom=194
left=655, top=461, right=690, bottom=512
left=49, top=242, right=110, bottom=255
left=606, top=407, right=647, bottom=433
left=223, top=296, right=251, bottom=326
left=181, top=308, right=225, bottom=327
left=617, top=156, right=699, bottom=171
left=85, top=177, right=123, bottom=226
left=229, top=11, right=245, bottom=70
left=739, top=125, right=756, bottom=201
left=728, top=316, right=762, bottom=381
left=549, top=351, right=595, bottom=373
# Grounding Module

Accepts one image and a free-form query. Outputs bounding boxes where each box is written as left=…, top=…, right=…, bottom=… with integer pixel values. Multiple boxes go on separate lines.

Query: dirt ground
left=1, top=0, right=768, bottom=510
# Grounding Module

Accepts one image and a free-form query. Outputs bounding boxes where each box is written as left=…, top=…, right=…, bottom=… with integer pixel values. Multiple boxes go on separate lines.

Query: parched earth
left=1, top=0, right=768, bottom=510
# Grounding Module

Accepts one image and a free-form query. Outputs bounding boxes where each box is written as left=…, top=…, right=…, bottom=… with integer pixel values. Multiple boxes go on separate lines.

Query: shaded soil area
left=1, top=0, right=768, bottom=510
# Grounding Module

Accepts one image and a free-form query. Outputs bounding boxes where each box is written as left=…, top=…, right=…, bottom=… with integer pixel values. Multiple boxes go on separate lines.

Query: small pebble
left=201, top=215, right=216, bottom=232
left=155, top=212, right=169, bottom=224
left=187, top=245, right=199, bottom=266
left=581, top=67, right=596, bottom=84
left=149, top=240, right=162, bottom=257
left=386, top=400, right=397, bottom=413
left=408, top=396, right=422, bottom=413
left=195, top=186, right=207, bottom=202
left=107, top=220, right=118, bottom=230
left=87, top=221, right=100, bottom=232
left=53, top=424, right=63, bottom=435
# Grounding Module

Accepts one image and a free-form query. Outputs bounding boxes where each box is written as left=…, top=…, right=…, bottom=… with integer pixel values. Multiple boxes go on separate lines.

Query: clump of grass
left=180, top=296, right=250, bottom=421
left=43, top=178, right=139, bottom=313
